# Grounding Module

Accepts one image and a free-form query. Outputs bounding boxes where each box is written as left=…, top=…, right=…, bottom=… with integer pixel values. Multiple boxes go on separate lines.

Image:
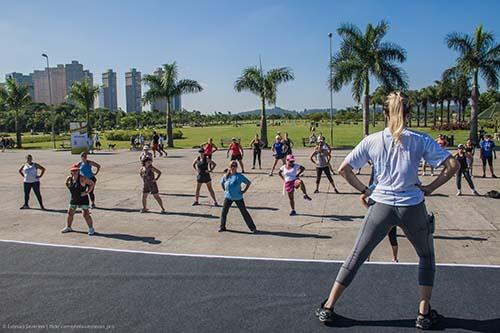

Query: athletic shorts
left=284, top=179, right=301, bottom=193
left=482, top=156, right=493, bottom=166
left=68, top=204, right=90, bottom=210
left=275, top=154, right=285, bottom=160
left=205, top=154, right=212, bottom=160
left=230, top=155, right=242, bottom=161
left=143, top=181, right=159, bottom=194
left=152, top=143, right=159, bottom=151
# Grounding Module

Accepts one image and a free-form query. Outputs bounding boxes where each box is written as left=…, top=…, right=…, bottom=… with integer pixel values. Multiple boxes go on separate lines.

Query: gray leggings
left=336, top=201, right=435, bottom=287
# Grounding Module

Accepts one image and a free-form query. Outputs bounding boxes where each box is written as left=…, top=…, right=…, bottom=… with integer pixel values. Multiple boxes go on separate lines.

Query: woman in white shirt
left=18, top=154, right=46, bottom=210
left=315, top=92, right=459, bottom=330
left=278, top=154, right=312, bottom=216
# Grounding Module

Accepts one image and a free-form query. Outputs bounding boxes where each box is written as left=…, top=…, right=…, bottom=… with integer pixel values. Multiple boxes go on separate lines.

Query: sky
left=0, top=0, right=499, bottom=113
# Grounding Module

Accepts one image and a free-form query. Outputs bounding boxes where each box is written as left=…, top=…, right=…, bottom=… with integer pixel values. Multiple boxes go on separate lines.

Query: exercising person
left=159, top=134, right=168, bottom=157
left=316, top=92, right=459, bottom=330
left=152, top=131, right=162, bottom=157
left=250, top=134, right=264, bottom=169
left=310, top=139, right=339, bottom=194
left=219, top=161, right=257, bottom=233
left=78, top=152, right=100, bottom=209
left=140, top=145, right=153, bottom=162
left=278, top=154, right=312, bottom=216
left=480, top=134, right=497, bottom=178
left=464, top=138, right=475, bottom=176
left=202, top=137, right=218, bottom=171
left=140, top=157, right=166, bottom=214
left=227, top=138, right=245, bottom=173
left=454, top=144, right=479, bottom=196
left=18, top=154, right=45, bottom=210
left=192, top=148, right=219, bottom=206
left=283, top=132, right=293, bottom=156
left=269, top=136, right=287, bottom=176
left=62, top=164, right=95, bottom=235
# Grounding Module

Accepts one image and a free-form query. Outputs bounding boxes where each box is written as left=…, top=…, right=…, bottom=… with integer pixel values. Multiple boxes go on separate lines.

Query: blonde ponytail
left=385, top=91, right=409, bottom=145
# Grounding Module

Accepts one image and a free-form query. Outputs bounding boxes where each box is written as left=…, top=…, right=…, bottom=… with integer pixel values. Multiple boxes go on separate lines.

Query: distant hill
left=237, top=106, right=337, bottom=116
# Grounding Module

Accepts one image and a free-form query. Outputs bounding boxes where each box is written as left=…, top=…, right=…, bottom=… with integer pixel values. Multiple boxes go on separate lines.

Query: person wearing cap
left=140, top=157, right=166, bottom=213
left=78, top=152, right=101, bottom=209
left=454, top=144, right=480, bottom=196
left=219, top=161, right=257, bottom=233
left=62, top=164, right=96, bottom=235
left=18, top=154, right=46, bottom=210
left=192, top=148, right=219, bottom=206
left=269, top=136, right=287, bottom=176
left=140, top=145, right=153, bottom=162
left=278, top=154, right=312, bottom=216
left=310, top=140, right=339, bottom=194
left=226, top=138, right=245, bottom=173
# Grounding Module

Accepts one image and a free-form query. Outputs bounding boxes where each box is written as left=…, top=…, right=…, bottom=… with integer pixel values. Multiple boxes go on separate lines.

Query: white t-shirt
left=23, top=163, right=39, bottom=183
left=279, top=164, right=301, bottom=182
left=345, top=128, right=451, bottom=206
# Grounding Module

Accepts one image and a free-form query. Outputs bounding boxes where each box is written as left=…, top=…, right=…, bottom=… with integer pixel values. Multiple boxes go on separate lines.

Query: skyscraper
left=31, top=65, right=66, bottom=105
left=125, top=68, right=142, bottom=113
left=149, top=67, right=182, bottom=112
left=5, top=72, right=34, bottom=97
left=102, top=69, right=118, bottom=112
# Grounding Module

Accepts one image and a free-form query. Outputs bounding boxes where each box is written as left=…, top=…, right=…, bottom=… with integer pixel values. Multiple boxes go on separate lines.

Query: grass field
left=8, top=120, right=471, bottom=150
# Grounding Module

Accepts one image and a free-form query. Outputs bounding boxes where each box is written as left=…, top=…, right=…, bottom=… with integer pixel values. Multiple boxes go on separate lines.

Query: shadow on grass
left=324, top=313, right=500, bottom=332
left=73, top=230, right=161, bottom=244
left=224, top=229, right=330, bottom=239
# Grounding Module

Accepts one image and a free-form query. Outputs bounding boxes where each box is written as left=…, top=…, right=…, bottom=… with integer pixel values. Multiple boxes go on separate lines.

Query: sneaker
left=250, top=229, right=258, bottom=234
left=482, top=174, right=486, bottom=178
left=192, top=202, right=200, bottom=206
left=61, top=226, right=73, bottom=233
left=456, top=190, right=462, bottom=196
left=431, top=173, right=435, bottom=177
left=140, top=208, right=149, bottom=213
left=492, top=174, right=498, bottom=178
left=213, top=203, right=220, bottom=207
left=314, top=189, right=319, bottom=194
left=392, top=258, right=399, bottom=263
left=19, top=205, right=29, bottom=210
left=268, top=172, right=273, bottom=176
left=218, top=227, right=226, bottom=232
left=160, top=209, right=167, bottom=214
left=251, top=166, right=255, bottom=169
left=316, top=300, right=335, bottom=323
left=472, top=190, right=480, bottom=196
left=91, top=203, right=96, bottom=209
left=303, top=195, right=312, bottom=201
left=88, top=227, right=95, bottom=236
left=416, top=306, right=441, bottom=330
left=289, top=210, right=297, bottom=216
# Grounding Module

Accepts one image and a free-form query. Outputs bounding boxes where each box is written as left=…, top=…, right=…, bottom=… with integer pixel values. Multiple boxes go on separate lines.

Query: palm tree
left=444, top=67, right=471, bottom=124
left=0, top=78, right=32, bottom=148
left=67, top=79, right=99, bottom=137
left=371, top=86, right=387, bottom=127
left=330, top=20, right=408, bottom=136
left=446, top=25, right=499, bottom=142
left=234, top=66, right=294, bottom=147
left=143, top=62, right=203, bottom=147
left=426, top=85, right=439, bottom=128
left=434, top=80, right=447, bottom=127
left=420, top=87, right=431, bottom=127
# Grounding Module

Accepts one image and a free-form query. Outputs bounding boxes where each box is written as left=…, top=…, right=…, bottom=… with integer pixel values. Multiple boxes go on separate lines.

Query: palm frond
left=480, top=64, right=499, bottom=89
left=234, top=66, right=264, bottom=96
left=378, top=42, right=407, bottom=62
left=445, top=32, right=473, bottom=54
left=176, top=79, right=203, bottom=94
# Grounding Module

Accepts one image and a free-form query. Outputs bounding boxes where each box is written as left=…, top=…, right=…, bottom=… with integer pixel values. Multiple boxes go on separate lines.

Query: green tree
left=371, top=86, right=387, bottom=127
left=234, top=66, right=294, bottom=147
left=478, top=89, right=500, bottom=114
left=330, top=20, right=408, bottom=136
left=419, top=87, right=431, bottom=127
left=446, top=25, right=499, bottom=142
left=67, top=79, right=99, bottom=137
left=0, top=78, right=32, bottom=147
left=143, top=62, right=203, bottom=147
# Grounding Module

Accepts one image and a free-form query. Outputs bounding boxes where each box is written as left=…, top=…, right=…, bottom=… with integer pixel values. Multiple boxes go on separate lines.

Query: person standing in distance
left=479, top=134, right=497, bottom=178
left=315, top=92, right=459, bottom=330
left=19, top=154, right=46, bottom=210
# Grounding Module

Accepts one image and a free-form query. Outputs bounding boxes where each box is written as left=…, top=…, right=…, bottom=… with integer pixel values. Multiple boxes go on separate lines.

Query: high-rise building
left=5, top=72, right=34, bottom=97
left=125, top=68, right=142, bottom=113
left=102, top=69, right=118, bottom=112
left=149, top=67, right=182, bottom=112
left=32, top=65, right=66, bottom=105
left=65, top=61, right=94, bottom=90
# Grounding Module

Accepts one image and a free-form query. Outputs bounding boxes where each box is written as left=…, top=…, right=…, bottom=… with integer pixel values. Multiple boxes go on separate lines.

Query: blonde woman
left=315, top=92, right=459, bottom=330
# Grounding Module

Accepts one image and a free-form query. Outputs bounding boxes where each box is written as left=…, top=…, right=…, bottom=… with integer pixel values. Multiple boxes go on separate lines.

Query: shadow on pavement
left=245, top=206, right=279, bottom=211
left=73, top=230, right=161, bottom=244
left=37, top=208, right=68, bottom=214
left=159, top=193, right=207, bottom=198
left=325, top=313, right=500, bottom=332
left=299, top=213, right=364, bottom=221
left=166, top=211, right=218, bottom=219
left=94, top=207, right=140, bottom=213
left=225, top=229, right=330, bottom=239
left=434, top=235, right=488, bottom=241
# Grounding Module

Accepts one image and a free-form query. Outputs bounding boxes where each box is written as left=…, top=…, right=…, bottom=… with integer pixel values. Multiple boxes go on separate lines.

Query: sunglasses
left=230, top=164, right=238, bottom=168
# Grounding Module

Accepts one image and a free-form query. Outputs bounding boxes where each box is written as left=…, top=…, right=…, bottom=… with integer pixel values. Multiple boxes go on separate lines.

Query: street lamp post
left=42, top=53, right=55, bottom=149
left=328, top=32, right=334, bottom=147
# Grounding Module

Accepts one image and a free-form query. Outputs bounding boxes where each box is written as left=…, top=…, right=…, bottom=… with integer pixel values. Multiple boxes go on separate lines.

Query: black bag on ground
left=486, top=190, right=500, bottom=199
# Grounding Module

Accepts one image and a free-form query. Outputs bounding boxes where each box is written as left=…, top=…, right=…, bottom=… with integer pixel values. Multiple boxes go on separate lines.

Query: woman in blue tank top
left=78, top=152, right=101, bottom=208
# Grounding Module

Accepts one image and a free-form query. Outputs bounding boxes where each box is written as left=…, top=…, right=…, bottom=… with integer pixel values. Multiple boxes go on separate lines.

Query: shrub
left=104, top=129, right=184, bottom=141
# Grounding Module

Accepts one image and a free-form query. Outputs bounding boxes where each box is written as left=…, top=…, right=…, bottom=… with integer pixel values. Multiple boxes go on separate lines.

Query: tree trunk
left=260, top=97, right=268, bottom=148
left=408, top=105, right=412, bottom=127
left=424, top=102, right=428, bottom=127
left=446, top=100, right=451, bottom=125
left=86, top=106, right=91, bottom=137
left=362, top=80, right=370, bottom=136
left=417, top=104, right=421, bottom=127
left=166, top=97, right=174, bottom=147
left=433, top=102, right=437, bottom=127
left=372, top=102, right=376, bottom=127
left=469, top=70, right=479, bottom=143
left=440, top=101, right=444, bottom=127
left=15, top=109, right=22, bottom=148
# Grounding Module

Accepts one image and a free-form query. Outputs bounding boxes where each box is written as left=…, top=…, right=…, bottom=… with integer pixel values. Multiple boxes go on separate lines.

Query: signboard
left=70, top=122, right=89, bottom=155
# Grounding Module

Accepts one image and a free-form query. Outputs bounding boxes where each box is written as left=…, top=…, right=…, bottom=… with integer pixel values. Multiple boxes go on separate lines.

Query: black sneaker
left=289, top=210, right=297, bottom=216
left=218, top=227, right=226, bottom=232
left=316, top=299, right=335, bottom=323
left=416, top=306, right=441, bottom=330
left=492, top=174, right=498, bottom=178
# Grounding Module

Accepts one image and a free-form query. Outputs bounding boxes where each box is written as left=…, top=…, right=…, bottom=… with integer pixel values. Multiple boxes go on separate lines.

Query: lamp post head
left=42, top=53, right=48, bottom=58
left=328, top=32, right=332, bottom=38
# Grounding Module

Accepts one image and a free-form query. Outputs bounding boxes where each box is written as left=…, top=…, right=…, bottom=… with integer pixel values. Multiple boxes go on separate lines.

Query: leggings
left=316, top=166, right=333, bottom=184
left=253, top=150, right=261, bottom=167
left=89, top=176, right=96, bottom=203
left=220, top=198, right=256, bottom=231
left=24, top=181, right=43, bottom=207
left=388, top=226, right=398, bottom=246
left=456, top=169, right=475, bottom=190
left=336, top=201, right=435, bottom=287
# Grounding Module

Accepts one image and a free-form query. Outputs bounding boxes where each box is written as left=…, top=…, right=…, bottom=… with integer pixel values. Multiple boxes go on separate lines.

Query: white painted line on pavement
left=1, top=239, right=500, bottom=268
